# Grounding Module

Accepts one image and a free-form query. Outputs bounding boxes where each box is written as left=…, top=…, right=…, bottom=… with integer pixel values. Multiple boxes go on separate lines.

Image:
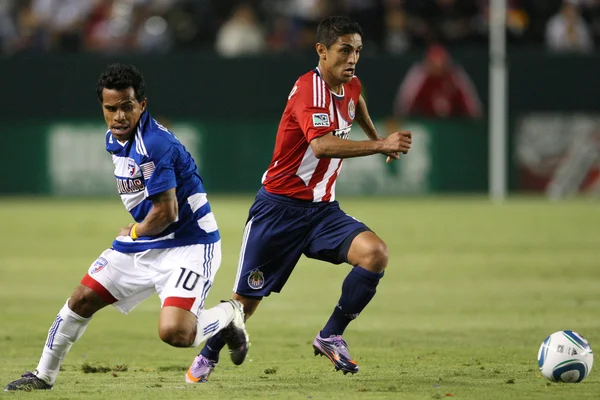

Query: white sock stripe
left=203, top=325, right=220, bottom=336
left=192, top=304, right=232, bottom=347
left=37, top=301, right=91, bottom=385
left=202, top=321, right=220, bottom=335
left=45, top=316, right=63, bottom=350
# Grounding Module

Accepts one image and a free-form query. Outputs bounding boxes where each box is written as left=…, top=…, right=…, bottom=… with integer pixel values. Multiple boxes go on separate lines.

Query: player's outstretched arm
left=118, top=188, right=178, bottom=237
left=310, top=131, right=411, bottom=160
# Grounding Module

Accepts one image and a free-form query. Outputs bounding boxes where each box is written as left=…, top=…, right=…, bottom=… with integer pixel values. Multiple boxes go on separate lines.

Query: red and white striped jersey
left=261, top=68, right=362, bottom=202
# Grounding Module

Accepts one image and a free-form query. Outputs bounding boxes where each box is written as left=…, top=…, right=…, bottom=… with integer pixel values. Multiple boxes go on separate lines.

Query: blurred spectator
left=341, top=0, right=385, bottom=52
left=393, top=44, right=483, bottom=119
left=269, top=0, right=336, bottom=50
left=545, top=0, right=594, bottom=53
left=135, top=3, right=174, bottom=53
left=84, top=0, right=126, bottom=53
left=215, top=3, right=266, bottom=57
left=32, top=0, right=96, bottom=52
left=383, top=4, right=410, bottom=54
left=404, top=0, right=479, bottom=46
left=2, top=0, right=49, bottom=55
left=0, top=1, right=17, bottom=53
left=265, top=15, right=296, bottom=52
left=2, top=0, right=600, bottom=56
left=473, top=0, right=529, bottom=44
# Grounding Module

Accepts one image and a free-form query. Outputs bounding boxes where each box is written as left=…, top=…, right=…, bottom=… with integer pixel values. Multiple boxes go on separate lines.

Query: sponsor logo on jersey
left=348, top=98, right=356, bottom=120
left=248, top=269, right=265, bottom=290
left=312, top=113, right=330, bottom=127
left=91, top=257, right=108, bottom=274
left=116, top=177, right=145, bottom=194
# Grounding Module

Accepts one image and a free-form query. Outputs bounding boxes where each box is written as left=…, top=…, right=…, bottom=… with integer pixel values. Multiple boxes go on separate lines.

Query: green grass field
left=0, top=196, right=598, bottom=399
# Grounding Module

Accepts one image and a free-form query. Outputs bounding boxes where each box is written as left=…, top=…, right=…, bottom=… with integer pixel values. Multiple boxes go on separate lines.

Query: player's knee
left=68, top=285, right=107, bottom=318
left=158, top=323, right=195, bottom=348
left=361, top=241, right=388, bottom=272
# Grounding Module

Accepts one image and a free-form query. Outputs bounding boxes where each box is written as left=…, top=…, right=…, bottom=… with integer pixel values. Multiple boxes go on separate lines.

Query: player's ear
left=140, top=98, right=147, bottom=112
left=316, top=43, right=327, bottom=60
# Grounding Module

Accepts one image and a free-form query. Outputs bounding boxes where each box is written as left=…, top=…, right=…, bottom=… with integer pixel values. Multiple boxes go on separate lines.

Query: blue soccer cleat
left=4, top=371, right=53, bottom=391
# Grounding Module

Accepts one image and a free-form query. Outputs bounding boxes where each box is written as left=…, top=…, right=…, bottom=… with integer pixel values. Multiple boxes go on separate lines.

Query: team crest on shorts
left=348, top=98, right=356, bottom=120
left=90, top=257, right=108, bottom=274
left=247, top=269, right=265, bottom=290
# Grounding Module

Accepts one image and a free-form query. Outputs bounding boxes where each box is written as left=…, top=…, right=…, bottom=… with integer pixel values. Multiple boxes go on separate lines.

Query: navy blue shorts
left=234, top=187, right=371, bottom=298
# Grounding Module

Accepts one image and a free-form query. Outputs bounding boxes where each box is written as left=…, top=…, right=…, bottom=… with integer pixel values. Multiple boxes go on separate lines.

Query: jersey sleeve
left=293, top=75, right=334, bottom=142
left=139, top=135, right=177, bottom=198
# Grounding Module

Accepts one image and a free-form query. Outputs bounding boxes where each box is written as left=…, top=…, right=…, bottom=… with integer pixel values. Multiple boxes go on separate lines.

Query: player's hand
left=384, top=131, right=412, bottom=155
left=385, top=152, right=400, bottom=163
left=118, top=223, right=135, bottom=238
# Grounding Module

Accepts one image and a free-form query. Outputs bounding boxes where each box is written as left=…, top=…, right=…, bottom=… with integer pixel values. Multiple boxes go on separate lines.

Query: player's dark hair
left=96, top=63, right=146, bottom=102
left=316, top=16, right=363, bottom=49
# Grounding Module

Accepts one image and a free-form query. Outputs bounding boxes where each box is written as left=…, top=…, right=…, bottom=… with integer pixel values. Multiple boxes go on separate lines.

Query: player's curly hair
left=316, top=16, right=363, bottom=49
left=96, top=63, right=146, bottom=102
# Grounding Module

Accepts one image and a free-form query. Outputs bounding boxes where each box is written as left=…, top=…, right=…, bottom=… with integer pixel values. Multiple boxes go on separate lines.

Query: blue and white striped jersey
left=107, top=110, right=219, bottom=253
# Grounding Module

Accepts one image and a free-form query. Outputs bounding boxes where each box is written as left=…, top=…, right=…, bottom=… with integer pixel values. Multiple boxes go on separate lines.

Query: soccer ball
left=538, top=330, right=594, bottom=383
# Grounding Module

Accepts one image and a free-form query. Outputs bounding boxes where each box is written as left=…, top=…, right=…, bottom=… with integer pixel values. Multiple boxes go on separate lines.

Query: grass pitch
left=0, top=195, right=598, bottom=399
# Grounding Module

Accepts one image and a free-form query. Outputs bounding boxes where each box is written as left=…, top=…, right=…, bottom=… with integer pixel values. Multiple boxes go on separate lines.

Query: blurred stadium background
left=1, top=0, right=599, bottom=197
left=1, top=1, right=600, bottom=398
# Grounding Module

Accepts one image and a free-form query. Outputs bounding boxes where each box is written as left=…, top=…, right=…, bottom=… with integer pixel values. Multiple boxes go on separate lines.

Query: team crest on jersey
left=247, top=269, right=265, bottom=290
left=312, top=113, right=330, bottom=127
left=348, top=99, right=356, bottom=120
left=90, top=257, right=108, bottom=274
left=127, top=159, right=136, bottom=176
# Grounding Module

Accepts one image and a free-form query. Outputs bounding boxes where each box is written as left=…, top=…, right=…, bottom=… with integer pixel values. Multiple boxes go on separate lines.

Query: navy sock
left=321, top=266, right=384, bottom=338
left=200, top=334, right=226, bottom=362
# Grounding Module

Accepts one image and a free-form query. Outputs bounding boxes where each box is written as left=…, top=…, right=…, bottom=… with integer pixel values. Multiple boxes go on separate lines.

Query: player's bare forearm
left=310, top=132, right=411, bottom=159
left=355, top=95, right=381, bottom=141
left=120, top=188, right=178, bottom=238
left=141, top=188, right=178, bottom=235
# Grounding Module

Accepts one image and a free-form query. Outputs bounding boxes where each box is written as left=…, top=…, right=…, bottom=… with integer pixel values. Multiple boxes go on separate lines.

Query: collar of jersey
left=314, top=67, right=345, bottom=99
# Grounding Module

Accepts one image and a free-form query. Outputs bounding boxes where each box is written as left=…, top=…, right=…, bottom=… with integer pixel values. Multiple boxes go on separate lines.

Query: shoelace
left=330, top=336, right=349, bottom=349
left=196, top=358, right=212, bottom=368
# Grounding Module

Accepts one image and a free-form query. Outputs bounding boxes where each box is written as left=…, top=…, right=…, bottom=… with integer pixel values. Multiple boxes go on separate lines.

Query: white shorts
left=81, top=241, right=221, bottom=315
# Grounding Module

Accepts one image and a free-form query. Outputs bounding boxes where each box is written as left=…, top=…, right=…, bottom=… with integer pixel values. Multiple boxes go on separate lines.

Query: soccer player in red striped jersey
left=186, top=16, right=412, bottom=381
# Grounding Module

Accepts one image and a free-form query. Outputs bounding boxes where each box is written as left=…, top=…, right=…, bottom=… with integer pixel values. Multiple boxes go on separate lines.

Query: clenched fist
left=383, top=131, right=412, bottom=163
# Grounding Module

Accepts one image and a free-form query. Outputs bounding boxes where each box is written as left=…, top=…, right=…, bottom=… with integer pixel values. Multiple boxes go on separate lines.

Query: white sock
left=192, top=302, right=235, bottom=347
left=34, top=299, right=91, bottom=385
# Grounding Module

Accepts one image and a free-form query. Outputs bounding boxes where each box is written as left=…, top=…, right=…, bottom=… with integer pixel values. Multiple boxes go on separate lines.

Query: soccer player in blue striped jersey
left=4, top=63, right=249, bottom=391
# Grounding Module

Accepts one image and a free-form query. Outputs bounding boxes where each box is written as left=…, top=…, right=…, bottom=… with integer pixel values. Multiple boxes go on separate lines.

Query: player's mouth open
left=112, top=126, right=129, bottom=134
left=344, top=68, right=354, bottom=75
